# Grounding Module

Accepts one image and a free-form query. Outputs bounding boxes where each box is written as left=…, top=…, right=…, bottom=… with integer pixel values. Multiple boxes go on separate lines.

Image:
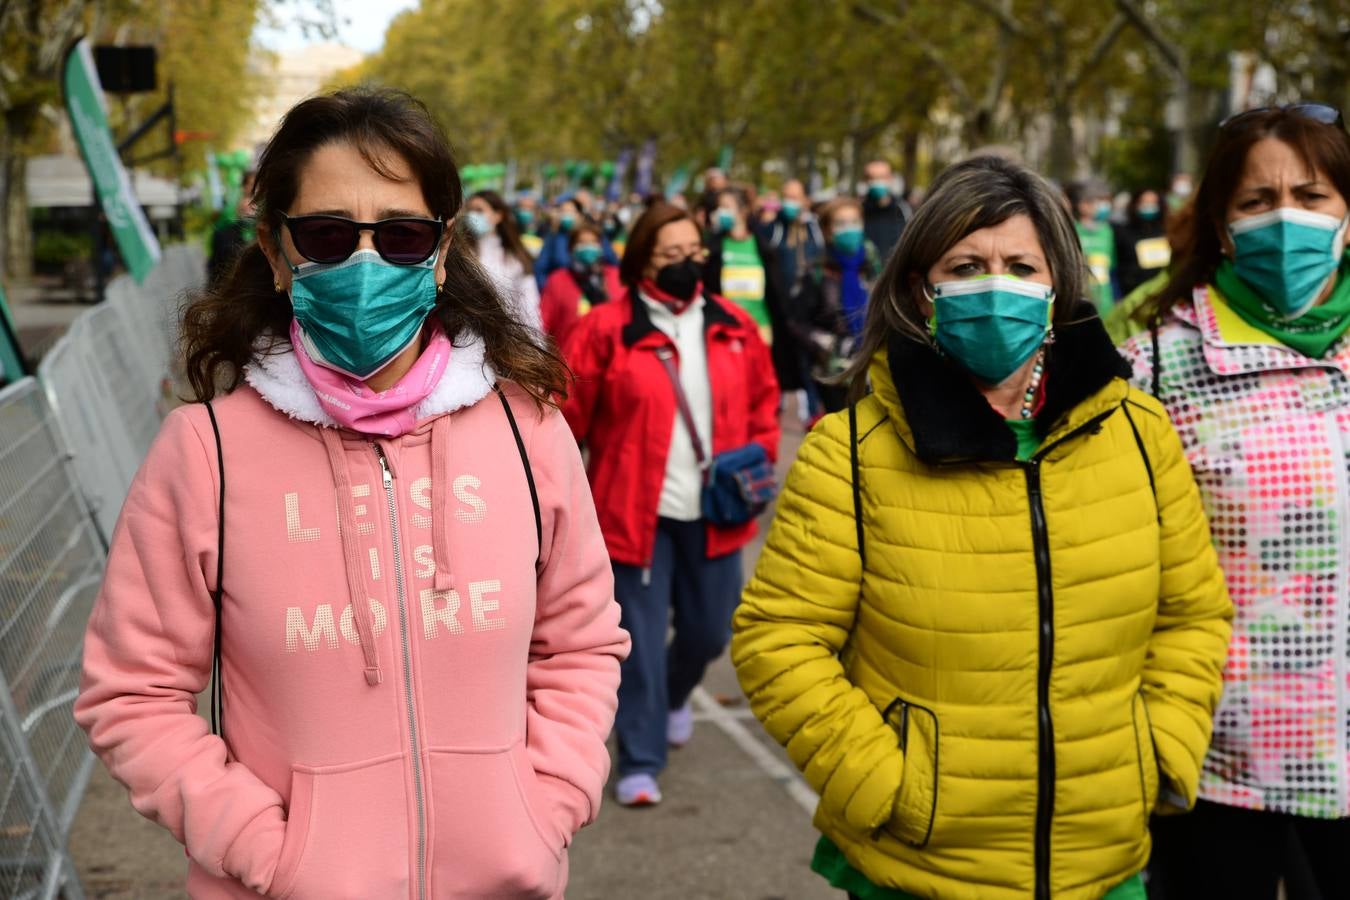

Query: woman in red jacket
left=562, top=202, right=780, bottom=807
left=539, top=220, right=622, bottom=347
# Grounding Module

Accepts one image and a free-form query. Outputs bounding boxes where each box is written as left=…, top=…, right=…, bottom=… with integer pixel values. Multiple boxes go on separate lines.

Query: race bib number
left=1135, top=237, right=1171, bottom=270
left=1086, top=252, right=1111, bottom=285
left=722, top=264, right=766, bottom=303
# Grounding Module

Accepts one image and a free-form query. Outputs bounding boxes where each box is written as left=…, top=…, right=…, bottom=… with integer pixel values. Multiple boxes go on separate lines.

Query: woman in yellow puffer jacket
left=731, top=156, right=1233, bottom=900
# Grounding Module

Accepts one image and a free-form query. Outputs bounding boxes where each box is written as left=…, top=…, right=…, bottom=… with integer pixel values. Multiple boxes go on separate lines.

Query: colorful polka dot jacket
left=1122, top=284, right=1350, bottom=819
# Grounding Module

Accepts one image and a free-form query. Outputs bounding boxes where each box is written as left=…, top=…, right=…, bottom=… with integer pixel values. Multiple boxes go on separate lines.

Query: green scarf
left=1214, top=255, right=1350, bottom=358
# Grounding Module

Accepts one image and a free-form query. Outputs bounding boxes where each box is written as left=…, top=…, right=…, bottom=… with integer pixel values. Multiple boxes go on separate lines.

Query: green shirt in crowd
left=720, top=234, right=771, bottom=342
left=1075, top=221, right=1117, bottom=314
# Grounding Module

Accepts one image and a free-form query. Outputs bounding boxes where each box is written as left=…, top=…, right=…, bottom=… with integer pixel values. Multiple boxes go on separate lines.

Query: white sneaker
left=667, top=703, right=694, bottom=748
left=615, top=773, right=662, bottom=807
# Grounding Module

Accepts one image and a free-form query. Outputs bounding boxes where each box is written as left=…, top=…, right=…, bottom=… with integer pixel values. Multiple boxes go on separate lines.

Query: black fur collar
left=886, top=306, right=1131, bottom=464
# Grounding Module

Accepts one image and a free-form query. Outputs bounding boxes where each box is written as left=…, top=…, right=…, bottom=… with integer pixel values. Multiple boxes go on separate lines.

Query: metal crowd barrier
left=0, top=379, right=103, bottom=900
left=0, top=243, right=204, bottom=898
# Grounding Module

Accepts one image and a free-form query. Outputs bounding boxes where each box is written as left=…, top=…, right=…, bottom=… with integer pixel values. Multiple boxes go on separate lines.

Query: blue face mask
left=572, top=244, right=602, bottom=267
left=1093, top=201, right=1112, bottom=223
left=559, top=214, right=576, bottom=233
left=867, top=181, right=890, bottom=200
left=514, top=208, right=535, bottom=227
left=1229, top=207, right=1348, bottom=318
left=929, top=275, right=1054, bottom=385
left=1137, top=205, right=1160, bottom=221
left=714, top=209, right=736, bottom=233
left=832, top=225, right=864, bottom=256
left=465, top=210, right=492, bottom=237
left=781, top=201, right=801, bottom=222
left=288, top=248, right=439, bottom=379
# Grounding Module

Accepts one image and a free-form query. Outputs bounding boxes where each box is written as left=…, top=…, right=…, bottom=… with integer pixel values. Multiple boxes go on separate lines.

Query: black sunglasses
left=1220, top=102, right=1345, bottom=131
left=282, top=213, right=445, bottom=265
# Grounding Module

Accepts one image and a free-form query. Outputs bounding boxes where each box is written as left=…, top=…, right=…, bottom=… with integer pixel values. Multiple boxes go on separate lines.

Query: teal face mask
left=515, top=208, right=535, bottom=227
left=929, top=275, right=1054, bottom=385
left=572, top=244, right=602, bottom=267
left=559, top=214, right=576, bottom=233
left=781, top=201, right=801, bottom=222
left=465, top=210, right=492, bottom=237
left=288, top=248, right=439, bottom=379
left=1229, top=207, right=1348, bottom=318
left=867, top=181, right=890, bottom=200
left=714, top=209, right=736, bottom=233
left=832, top=225, right=864, bottom=255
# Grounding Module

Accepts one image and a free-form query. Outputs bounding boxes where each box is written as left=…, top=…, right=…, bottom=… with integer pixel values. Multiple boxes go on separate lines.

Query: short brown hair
left=819, top=197, right=863, bottom=237
left=1140, top=108, right=1350, bottom=324
left=619, top=202, right=695, bottom=287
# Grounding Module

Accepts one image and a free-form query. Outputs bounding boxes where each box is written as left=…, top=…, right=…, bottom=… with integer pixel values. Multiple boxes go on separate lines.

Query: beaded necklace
left=1019, top=346, right=1047, bottom=419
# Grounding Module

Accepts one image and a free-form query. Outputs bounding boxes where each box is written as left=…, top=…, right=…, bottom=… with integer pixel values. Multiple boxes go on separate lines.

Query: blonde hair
left=840, top=156, right=1088, bottom=399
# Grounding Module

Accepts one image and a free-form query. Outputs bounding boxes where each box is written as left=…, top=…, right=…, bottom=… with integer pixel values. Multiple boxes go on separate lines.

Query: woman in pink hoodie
left=75, top=87, right=629, bottom=899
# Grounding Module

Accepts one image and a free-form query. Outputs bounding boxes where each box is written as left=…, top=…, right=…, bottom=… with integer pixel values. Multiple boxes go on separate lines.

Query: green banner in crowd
left=62, top=38, right=161, bottom=283
left=0, top=281, right=27, bottom=386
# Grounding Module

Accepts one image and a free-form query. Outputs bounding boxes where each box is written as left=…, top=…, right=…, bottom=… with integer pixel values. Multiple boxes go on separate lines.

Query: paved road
left=69, top=410, right=841, bottom=899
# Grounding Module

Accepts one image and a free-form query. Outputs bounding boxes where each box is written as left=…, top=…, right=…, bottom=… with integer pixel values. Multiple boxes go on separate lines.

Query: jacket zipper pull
left=641, top=567, right=652, bottom=587
left=377, top=449, right=393, bottom=486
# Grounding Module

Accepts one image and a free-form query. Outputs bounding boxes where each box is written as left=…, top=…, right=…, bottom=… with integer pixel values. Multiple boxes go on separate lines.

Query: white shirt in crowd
left=476, top=232, right=542, bottom=331
left=640, top=291, right=712, bottom=522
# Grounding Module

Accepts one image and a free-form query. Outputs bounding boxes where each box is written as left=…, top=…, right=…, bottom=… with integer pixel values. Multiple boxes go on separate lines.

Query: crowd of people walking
left=90, top=86, right=1350, bottom=898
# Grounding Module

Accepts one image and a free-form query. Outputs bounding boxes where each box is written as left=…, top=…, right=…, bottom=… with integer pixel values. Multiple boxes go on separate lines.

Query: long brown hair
left=469, top=189, right=535, bottom=274
left=619, top=202, right=695, bottom=288
left=1138, top=107, right=1350, bottom=324
left=840, top=155, right=1088, bottom=399
left=181, top=87, right=566, bottom=406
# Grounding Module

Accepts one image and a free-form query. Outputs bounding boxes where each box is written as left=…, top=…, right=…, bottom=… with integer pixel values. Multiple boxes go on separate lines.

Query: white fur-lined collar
left=243, top=331, right=497, bottom=428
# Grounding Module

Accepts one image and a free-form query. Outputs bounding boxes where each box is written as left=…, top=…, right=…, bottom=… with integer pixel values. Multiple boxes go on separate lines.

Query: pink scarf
left=291, top=319, right=451, bottom=437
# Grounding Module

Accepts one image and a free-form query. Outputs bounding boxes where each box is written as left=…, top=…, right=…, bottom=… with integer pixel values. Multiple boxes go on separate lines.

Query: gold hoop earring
left=274, top=279, right=282, bottom=292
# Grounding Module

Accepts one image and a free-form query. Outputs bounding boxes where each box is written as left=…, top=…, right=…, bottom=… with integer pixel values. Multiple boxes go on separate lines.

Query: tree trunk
left=1047, top=93, right=1075, bottom=184
left=901, top=130, right=920, bottom=191
left=1173, top=62, right=1199, bottom=178
left=2, top=144, right=32, bottom=281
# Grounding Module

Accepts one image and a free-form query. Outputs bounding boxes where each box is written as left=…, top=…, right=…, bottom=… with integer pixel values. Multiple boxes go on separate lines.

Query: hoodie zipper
left=375, top=445, right=427, bottom=900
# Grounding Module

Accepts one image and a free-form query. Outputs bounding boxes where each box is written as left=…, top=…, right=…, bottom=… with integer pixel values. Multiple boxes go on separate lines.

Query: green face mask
left=929, top=275, right=1054, bottom=385
left=288, top=248, right=439, bottom=379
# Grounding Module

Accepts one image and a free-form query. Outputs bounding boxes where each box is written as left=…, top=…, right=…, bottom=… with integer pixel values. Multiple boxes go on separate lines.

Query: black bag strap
left=1121, top=398, right=1161, bottom=524
left=654, top=346, right=709, bottom=469
left=495, top=387, right=543, bottom=563
left=204, top=401, right=225, bottom=746
left=1149, top=317, right=1162, bottom=398
left=849, top=399, right=865, bottom=568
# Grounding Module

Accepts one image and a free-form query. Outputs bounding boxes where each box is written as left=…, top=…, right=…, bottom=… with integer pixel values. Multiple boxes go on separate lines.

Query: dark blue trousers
left=612, top=517, right=743, bottom=777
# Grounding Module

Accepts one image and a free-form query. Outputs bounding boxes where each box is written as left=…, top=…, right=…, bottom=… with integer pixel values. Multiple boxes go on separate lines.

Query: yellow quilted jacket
left=733, top=320, right=1232, bottom=900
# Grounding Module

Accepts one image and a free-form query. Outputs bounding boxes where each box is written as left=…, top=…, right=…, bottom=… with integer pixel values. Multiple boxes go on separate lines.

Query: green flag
left=0, top=281, right=27, bottom=386
left=62, top=38, right=161, bottom=283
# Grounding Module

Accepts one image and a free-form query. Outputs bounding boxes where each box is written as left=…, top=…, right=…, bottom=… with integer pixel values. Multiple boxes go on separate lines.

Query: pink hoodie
left=75, top=331, right=629, bottom=899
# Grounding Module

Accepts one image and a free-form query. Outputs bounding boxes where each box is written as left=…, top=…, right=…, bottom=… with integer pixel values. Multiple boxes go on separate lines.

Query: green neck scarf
left=1214, top=255, right=1350, bottom=358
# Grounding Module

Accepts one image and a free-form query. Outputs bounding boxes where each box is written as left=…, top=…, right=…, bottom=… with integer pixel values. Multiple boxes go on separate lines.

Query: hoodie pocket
left=1133, top=693, right=1161, bottom=825
left=267, top=754, right=409, bottom=900
left=427, top=743, right=563, bottom=898
left=877, top=698, right=940, bottom=849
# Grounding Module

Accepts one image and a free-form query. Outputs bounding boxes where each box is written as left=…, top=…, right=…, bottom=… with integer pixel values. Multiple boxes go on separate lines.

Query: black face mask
left=654, top=257, right=702, bottom=301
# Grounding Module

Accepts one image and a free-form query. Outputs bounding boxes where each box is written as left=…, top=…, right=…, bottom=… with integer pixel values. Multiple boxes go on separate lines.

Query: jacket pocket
left=878, top=698, right=940, bottom=849
left=1132, top=694, right=1161, bottom=823
left=267, top=754, right=409, bottom=900
left=427, top=742, right=563, bottom=899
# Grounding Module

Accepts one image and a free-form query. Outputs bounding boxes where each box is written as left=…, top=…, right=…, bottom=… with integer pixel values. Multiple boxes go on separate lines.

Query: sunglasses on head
left=1220, top=102, right=1345, bottom=131
left=281, top=213, right=445, bottom=266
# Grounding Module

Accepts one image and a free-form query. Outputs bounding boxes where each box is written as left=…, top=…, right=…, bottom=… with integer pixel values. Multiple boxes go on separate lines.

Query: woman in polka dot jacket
left=1121, top=105, right=1350, bottom=899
